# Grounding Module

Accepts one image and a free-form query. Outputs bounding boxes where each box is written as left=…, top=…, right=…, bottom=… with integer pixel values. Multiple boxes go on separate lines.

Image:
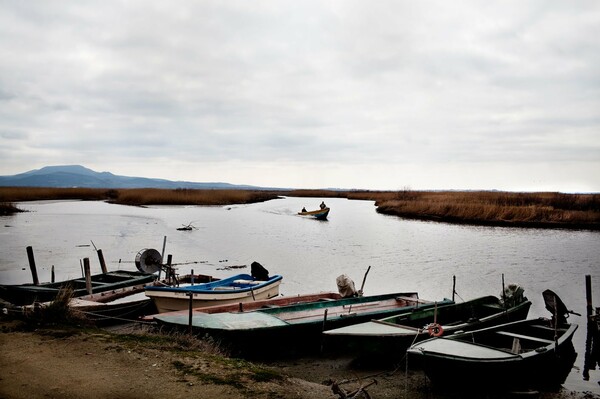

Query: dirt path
left=1, top=319, right=598, bottom=399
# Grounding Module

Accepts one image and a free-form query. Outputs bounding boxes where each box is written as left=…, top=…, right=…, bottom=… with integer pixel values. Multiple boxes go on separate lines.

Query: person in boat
left=320, top=201, right=326, bottom=209
left=301, top=207, right=307, bottom=212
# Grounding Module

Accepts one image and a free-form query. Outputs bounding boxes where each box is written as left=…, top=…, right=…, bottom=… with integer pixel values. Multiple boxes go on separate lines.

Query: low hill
left=0, top=165, right=270, bottom=190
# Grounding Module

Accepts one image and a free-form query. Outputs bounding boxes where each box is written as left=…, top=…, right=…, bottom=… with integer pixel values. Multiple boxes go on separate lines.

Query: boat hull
left=143, top=291, right=344, bottom=320
left=407, top=318, right=578, bottom=391
left=154, top=292, right=440, bottom=358
left=323, top=295, right=532, bottom=362
left=0, top=270, right=157, bottom=306
left=145, top=274, right=283, bottom=313
left=298, top=207, right=330, bottom=220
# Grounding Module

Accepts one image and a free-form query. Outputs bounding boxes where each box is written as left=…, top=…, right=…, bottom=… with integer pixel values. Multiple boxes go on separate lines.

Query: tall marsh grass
left=0, top=187, right=280, bottom=206
left=373, top=191, right=600, bottom=229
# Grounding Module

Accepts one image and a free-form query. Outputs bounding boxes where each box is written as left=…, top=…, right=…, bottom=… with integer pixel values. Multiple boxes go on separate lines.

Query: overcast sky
left=1, top=1, right=599, bottom=192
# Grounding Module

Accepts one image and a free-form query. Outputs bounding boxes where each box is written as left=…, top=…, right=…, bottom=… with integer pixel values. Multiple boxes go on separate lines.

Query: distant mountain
left=0, top=165, right=277, bottom=190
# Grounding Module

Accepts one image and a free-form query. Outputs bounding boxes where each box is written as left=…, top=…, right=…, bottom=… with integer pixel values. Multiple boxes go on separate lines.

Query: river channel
left=1, top=196, right=599, bottom=392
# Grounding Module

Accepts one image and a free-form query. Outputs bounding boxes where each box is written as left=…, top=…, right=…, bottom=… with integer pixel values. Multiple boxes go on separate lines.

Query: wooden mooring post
left=583, top=274, right=597, bottom=381
left=452, top=275, right=456, bottom=302
left=166, top=254, right=173, bottom=284
left=83, top=257, right=92, bottom=295
left=26, top=246, right=40, bottom=285
left=188, top=292, right=194, bottom=334
left=97, top=249, right=108, bottom=274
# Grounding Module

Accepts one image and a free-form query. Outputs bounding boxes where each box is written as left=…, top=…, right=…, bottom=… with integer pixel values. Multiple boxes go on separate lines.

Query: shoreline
left=1, top=318, right=598, bottom=399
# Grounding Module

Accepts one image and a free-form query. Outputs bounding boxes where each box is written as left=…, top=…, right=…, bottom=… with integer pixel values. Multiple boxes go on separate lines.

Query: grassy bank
left=1, top=187, right=599, bottom=229
left=0, top=187, right=281, bottom=207
left=369, top=190, right=600, bottom=230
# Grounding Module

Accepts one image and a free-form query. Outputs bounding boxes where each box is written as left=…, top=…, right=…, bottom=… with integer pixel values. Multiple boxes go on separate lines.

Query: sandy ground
left=1, top=318, right=599, bottom=399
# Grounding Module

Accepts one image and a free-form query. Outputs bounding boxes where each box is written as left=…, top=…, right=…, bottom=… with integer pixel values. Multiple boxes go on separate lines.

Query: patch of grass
left=248, top=368, right=284, bottom=383
left=20, top=287, right=90, bottom=327
left=171, top=359, right=246, bottom=389
left=111, top=328, right=226, bottom=357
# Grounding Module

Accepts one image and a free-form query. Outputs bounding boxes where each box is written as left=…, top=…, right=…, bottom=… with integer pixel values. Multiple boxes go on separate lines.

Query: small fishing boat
left=323, top=291, right=532, bottom=362
left=0, top=270, right=158, bottom=306
left=298, top=207, right=330, bottom=220
left=142, top=291, right=344, bottom=320
left=8, top=273, right=219, bottom=325
left=407, top=290, right=578, bottom=391
left=153, top=292, right=450, bottom=357
left=67, top=273, right=219, bottom=325
left=145, top=273, right=283, bottom=313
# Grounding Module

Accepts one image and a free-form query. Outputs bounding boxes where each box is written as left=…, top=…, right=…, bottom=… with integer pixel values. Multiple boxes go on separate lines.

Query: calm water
left=1, top=197, right=599, bottom=391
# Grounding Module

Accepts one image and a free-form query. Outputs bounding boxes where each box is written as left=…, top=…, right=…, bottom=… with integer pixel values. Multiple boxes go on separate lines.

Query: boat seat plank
left=530, top=324, right=567, bottom=332
left=395, top=296, right=430, bottom=304
left=495, top=331, right=554, bottom=344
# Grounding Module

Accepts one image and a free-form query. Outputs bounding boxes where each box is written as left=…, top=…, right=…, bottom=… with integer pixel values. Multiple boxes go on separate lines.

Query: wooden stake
left=188, top=292, right=193, bottom=334
left=158, top=236, right=167, bottom=280
left=452, top=275, right=456, bottom=302
left=166, top=254, right=173, bottom=285
left=83, top=257, right=92, bottom=294
left=97, top=249, right=108, bottom=274
left=583, top=275, right=593, bottom=380
left=26, top=246, right=39, bottom=285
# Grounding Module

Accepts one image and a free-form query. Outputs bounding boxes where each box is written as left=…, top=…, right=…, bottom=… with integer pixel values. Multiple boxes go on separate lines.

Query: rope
left=76, top=310, right=156, bottom=325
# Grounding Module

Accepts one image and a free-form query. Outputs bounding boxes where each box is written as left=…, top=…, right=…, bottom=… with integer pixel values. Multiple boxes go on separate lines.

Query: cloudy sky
left=1, top=1, right=599, bottom=192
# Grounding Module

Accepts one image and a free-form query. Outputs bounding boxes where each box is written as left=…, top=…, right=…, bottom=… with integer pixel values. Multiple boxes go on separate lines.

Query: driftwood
left=329, top=379, right=377, bottom=399
left=216, top=265, right=247, bottom=271
left=177, top=222, right=198, bottom=231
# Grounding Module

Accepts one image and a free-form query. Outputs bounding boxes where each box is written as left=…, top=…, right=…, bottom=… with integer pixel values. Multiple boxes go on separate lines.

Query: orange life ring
left=427, top=323, right=444, bottom=337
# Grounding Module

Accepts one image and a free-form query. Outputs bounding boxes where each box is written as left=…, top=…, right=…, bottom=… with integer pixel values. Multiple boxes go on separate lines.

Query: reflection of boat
left=407, top=291, right=578, bottom=391
left=298, top=207, right=330, bottom=220
left=145, top=273, right=283, bottom=313
left=0, top=271, right=157, bottom=306
left=153, top=292, right=448, bottom=357
left=323, top=293, right=532, bottom=361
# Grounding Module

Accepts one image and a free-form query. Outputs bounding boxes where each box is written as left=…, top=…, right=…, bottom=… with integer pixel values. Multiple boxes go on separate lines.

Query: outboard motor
left=251, top=261, right=270, bottom=281
left=542, top=289, right=580, bottom=327
left=336, top=274, right=358, bottom=298
left=500, top=283, right=525, bottom=308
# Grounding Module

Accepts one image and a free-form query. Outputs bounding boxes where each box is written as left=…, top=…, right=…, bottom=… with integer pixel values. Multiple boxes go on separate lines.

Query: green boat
left=406, top=291, right=577, bottom=391
left=323, top=293, right=532, bottom=363
left=153, top=291, right=450, bottom=358
left=0, top=270, right=158, bottom=306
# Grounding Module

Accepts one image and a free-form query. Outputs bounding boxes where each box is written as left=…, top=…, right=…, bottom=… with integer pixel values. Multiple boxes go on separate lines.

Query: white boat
left=145, top=273, right=283, bottom=313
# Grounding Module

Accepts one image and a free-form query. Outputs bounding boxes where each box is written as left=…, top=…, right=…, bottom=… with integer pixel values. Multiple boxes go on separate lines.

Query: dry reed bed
left=0, top=187, right=280, bottom=206
left=372, top=191, right=600, bottom=229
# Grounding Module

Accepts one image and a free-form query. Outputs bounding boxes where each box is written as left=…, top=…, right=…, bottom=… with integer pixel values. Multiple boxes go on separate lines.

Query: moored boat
left=142, top=291, right=344, bottom=320
left=323, top=291, right=531, bottom=362
left=145, top=273, right=283, bottom=313
left=0, top=270, right=158, bottom=306
left=153, top=292, right=450, bottom=357
left=407, top=290, right=578, bottom=391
